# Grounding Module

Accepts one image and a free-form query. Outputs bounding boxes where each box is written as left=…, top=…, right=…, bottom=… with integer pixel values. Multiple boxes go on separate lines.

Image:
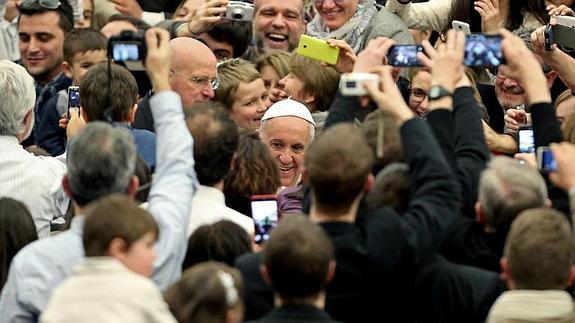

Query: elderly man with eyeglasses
left=133, top=36, right=218, bottom=132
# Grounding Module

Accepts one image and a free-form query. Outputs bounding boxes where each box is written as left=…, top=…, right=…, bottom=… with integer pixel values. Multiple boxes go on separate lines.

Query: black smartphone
left=251, top=195, right=279, bottom=244
left=464, top=34, right=504, bottom=67
left=536, top=146, right=558, bottom=173
left=518, top=126, right=535, bottom=153
left=544, top=24, right=554, bottom=51
left=387, top=45, right=424, bottom=67
left=67, top=85, right=80, bottom=119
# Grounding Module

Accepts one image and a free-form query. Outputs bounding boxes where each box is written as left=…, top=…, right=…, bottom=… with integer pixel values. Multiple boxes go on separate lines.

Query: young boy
left=40, top=194, right=178, bottom=323
left=38, top=28, right=107, bottom=156
left=213, top=59, right=270, bottom=131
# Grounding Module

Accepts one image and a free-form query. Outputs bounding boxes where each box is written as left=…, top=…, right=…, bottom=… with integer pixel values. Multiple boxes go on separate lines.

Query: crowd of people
left=1, top=0, right=575, bottom=321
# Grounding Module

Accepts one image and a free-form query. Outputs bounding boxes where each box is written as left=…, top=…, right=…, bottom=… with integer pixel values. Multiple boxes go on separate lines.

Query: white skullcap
left=261, top=99, right=316, bottom=126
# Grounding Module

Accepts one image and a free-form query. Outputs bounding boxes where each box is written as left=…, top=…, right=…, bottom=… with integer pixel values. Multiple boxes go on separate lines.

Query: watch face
left=430, top=87, right=441, bottom=99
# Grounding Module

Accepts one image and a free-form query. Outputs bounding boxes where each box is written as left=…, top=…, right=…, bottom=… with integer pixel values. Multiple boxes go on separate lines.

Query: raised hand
left=474, top=0, right=500, bottom=33
left=186, top=0, right=228, bottom=35
left=323, top=39, right=357, bottom=74
left=109, top=0, right=143, bottom=19
left=364, top=66, right=414, bottom=125
left=145, top=28, right=171, bottom=92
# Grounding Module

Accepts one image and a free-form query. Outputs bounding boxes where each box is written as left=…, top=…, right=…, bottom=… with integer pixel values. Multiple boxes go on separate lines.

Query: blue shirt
left=0, top=91, right=197, bottom=322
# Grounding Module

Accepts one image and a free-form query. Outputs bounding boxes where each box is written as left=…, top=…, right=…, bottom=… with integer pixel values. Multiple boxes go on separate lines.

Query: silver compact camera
left=340, top=73, right=379, bottom=96
left=224, top=1, right=254, bottom=21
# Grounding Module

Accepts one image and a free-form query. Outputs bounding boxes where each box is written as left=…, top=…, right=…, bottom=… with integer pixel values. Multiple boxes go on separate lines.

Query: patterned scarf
left=306, top=0, right=378, bottom=53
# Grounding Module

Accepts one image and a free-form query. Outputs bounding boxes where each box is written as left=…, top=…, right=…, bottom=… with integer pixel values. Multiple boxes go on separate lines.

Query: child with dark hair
left=41, top=28, right=108, bottom=156
left=40, top=194, right=177, bottom=323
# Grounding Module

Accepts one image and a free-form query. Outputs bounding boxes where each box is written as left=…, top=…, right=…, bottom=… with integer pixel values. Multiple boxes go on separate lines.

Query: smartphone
left=464, top=34, right=504, bottom=67
left=67, top=85, right=80, bottom=119
left=251, top=195, right=279, bottom=244
left=536, top=146, right=557, bottom=173
left=518, top=126, right=535, bottom=153
left=387, top=45, right=424, bottom=67
left=544, top=24, right=555, bottom=51
left=452, top=20, right=471, bottom=35
left=296, top=35, right=340, bottom=65
left=553, top=16, right=575, bottom=50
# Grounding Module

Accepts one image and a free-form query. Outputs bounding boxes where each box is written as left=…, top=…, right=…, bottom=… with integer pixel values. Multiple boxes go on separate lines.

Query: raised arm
left=144, top=28, right=198, bottom=291
left=385, top=0, right=452, bottom=32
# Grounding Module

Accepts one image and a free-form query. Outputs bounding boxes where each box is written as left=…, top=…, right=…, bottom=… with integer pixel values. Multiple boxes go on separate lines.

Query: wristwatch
left=429, top=85, right=453, bottom=101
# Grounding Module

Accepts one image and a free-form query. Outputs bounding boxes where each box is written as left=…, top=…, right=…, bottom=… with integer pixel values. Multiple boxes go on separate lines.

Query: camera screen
left=345, top=80, right=357, bottom=88
left=464, top=35, right=503, bottom=67
left=388, top=45, right=423, bottom=67
left=68, top=89, right=80, bottom=107
left=252, top=199, right=278, bottom=244
left=541, top=150, right=557, bottom=172
left=112, top=43, right=140, bottom=61
left=518, top=128, right=535, bottom=153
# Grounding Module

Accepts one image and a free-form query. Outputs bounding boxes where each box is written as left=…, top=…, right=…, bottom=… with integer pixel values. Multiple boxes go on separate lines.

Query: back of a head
left=305, top=123, right=374, bottom=215
left=361, top=110, right=404, bottom=174
left=214, top=59, right=260, bottom=109
left=82, top=194, right=158, bottom=257
left=224, top=130, right=281, bottom=216
left=504, top=208, right=573, bottom=290
left=0, top=197, right=38, bottom=288
left=183, top=220, right=252, bottom=270
left=67, top=122, right=137, bottom=206
left=289, top=54, right=340, bottom=112
left=479, top=156, right=548, bottom=229
left=63, top=28, right=108, bottom=63
left=80, top=63, right=138, bottom=122
left=165, top=261, right=244, bottom=323
left=264, top=215, right=334, bottom=300
left=184, top=102, right=239, bottom=186
left=366, top=163, right=410, bottom=213
left=0, top=60, right=36, bottom=137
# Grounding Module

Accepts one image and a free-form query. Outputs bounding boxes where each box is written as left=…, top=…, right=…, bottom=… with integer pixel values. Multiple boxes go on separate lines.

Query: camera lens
left=232, top=8, right=244, bottom=20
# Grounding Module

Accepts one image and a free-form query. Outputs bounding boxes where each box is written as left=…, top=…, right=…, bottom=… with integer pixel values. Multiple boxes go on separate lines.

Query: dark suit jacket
left=245, top=304, right=340, bottom=323
left=133, top=91, right=155, bottom=133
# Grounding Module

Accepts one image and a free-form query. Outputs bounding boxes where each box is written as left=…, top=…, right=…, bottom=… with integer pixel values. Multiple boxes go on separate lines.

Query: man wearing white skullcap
left=259, top=99, right=315, bottom=187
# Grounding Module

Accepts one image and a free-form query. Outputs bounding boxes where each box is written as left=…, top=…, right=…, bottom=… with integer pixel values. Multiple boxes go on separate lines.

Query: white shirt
left=188, top=185, right=255, bottom=237
left=0, top=136, right=68, bottom=238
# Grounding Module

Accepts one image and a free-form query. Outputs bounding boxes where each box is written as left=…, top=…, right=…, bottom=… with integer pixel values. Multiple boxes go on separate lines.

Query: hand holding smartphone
left=537, top=146, right=558, bottom=173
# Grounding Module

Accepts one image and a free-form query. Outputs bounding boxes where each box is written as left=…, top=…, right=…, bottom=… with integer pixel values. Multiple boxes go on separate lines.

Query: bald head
left=168, top=37, right=218, bottom=108
left=169, top=37, right=216, bottom=70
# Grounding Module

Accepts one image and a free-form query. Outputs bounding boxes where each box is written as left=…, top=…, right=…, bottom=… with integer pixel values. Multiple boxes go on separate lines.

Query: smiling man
left=17, top=0, right=74, bottom=149
left=259, top=99, right=315, bottom=187
left=244, top=0, right=306, bottom=61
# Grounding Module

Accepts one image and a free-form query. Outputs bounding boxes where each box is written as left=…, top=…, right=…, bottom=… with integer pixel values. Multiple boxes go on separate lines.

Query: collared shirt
left=0, top=91, right=197, bottom=322
left=487, top=290, right=575, bottom=323
left=188, top=185, right=255, bottom=237
left=0, top=135, right=68, bottom=238
left=40, top=257, right=177, bottom=323
left=0, top=10, right=19, bottom=61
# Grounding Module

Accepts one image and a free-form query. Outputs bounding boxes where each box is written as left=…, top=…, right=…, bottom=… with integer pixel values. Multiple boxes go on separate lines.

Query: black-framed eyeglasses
left=20, top=0, right=61, bottom=10
left=410, top=87, right=429, bottom=102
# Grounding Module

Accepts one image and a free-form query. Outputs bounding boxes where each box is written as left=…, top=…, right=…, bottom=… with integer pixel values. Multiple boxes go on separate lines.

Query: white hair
left=0, top=60, right=36, bottom=137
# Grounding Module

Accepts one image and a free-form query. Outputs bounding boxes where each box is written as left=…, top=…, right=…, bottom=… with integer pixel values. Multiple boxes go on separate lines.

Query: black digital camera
left=108, top=30, right=147, bottom=71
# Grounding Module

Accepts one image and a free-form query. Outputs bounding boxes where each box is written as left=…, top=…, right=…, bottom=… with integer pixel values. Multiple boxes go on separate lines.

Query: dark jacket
left=133, top=91, right=155, bottom=133
left=245, top=304, right=340, bottom=323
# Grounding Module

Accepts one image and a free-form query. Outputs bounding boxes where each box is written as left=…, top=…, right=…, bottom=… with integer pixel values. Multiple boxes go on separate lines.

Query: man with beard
left=244, top=0, right=307, bottom=61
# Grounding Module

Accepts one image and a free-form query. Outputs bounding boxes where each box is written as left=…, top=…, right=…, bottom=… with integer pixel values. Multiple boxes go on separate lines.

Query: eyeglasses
left=20, top=0, right=61, bottom=10
left=170, top=70, right=220, bottom=90
left=410, top=87, right=429, bottom=102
